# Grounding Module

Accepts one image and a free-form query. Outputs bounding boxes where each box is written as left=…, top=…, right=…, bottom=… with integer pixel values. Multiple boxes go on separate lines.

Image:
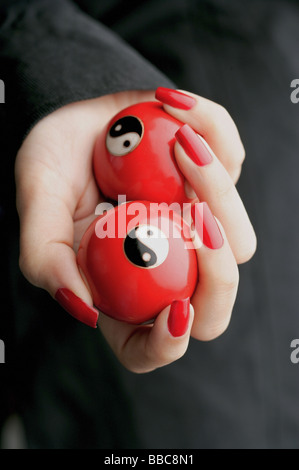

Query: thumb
left=99, top=298, right=194, bottom=373
left=17, top=186, right=99, bottom=328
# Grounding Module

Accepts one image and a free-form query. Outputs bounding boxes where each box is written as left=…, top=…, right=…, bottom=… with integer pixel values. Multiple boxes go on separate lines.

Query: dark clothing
left=1, top=0, right=299, bottom=449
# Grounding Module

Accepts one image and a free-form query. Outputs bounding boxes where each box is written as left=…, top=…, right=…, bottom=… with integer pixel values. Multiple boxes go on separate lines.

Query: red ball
left=93, top=101, right=193, bottom=206
left=77, top=201, right=198, bottom=324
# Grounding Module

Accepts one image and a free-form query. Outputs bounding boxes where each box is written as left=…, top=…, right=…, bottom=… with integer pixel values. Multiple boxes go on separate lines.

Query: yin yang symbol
left=124, top=225, right=169, bottom=269
left=106, top=116, right=144, bottom=156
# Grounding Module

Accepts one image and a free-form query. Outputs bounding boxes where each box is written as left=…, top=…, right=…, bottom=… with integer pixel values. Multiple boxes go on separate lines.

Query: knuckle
left=146, top=340, right=187, bottom=369
left=18, top=252, right=31, bottom=280
left=201, top=317, right=231, bottom=342
left=122, top=361, right=153, bottom=374
left=18, top=250, right=40, bottom=287
left=220, top=275, right=239, bottom=296
left=209, top=102, right=246, bottom=166
left=204, top=103, right=228, bottom=132
left=214, top=103, right=231, bottom=121
left=214, top=178, right=234, bottom=202
left=240, top=146, right=246, bottom=164
left=230, top=147, right=245, bottom=170
left=212, top=103, right=235, bottom=131
left=236, top=233, right=257, bottom=264
left=216, top=264, right=240, bottom=295
left=230, top=166, right=242, bottom=184
left=224, top=152, right=244, bottom=180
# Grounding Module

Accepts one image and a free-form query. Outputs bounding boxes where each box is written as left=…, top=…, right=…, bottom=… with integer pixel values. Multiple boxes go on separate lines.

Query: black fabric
left=1, top=0, right=299, bottom=449
left=0, top=0, right=173, bottom=150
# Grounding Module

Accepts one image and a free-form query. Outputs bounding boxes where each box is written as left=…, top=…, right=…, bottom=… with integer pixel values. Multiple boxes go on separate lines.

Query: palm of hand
left=15, top=90, right=155, bottom=293
left=15, top=88, right=255, bottom=372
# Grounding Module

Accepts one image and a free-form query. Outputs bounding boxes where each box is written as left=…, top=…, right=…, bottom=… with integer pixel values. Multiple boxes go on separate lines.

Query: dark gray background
left=0, top=0, right=299, bottom=449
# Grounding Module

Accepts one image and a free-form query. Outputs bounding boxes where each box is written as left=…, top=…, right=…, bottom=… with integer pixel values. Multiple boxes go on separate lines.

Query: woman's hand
left=15, top=88, right=256, bottom=373
left=155, top=88, right=257, bottom=341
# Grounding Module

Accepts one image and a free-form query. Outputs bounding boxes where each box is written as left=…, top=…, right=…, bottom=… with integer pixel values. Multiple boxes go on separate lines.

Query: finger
left=175, top=124, right=257, bottom=264
left=16, top=172, right=99, bottom=328
left=99, top=299, right=194, bottom=374
left=190, top=202, right=239, bottom=341
left=155, top=87, right=245, bottom=182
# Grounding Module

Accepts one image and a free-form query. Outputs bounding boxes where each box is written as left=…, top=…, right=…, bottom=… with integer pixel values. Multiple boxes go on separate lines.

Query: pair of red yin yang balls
left=77, top=101, right=199, bottom=324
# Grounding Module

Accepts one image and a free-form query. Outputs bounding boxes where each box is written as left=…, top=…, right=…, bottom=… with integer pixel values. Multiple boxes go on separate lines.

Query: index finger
left=15, top=158, right=99, bottom=328
left=155, top=87, right=245, bottom=182
left=98, top=300, right=194, bottom=374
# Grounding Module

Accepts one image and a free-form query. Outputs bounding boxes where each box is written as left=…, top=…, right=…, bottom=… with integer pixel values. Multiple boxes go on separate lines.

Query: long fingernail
left=168, top=298, right=190, bottom=337
left=175, top=124, right=213, bottom=166
left=55, top=288, right=99, bottom=328
left=191, top=202, right=224, bottom=250
left=155, top=87, right=196, bottom=110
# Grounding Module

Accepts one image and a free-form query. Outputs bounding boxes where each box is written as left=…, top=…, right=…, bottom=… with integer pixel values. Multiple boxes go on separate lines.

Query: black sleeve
left=0, top=0, right=174, bottom=151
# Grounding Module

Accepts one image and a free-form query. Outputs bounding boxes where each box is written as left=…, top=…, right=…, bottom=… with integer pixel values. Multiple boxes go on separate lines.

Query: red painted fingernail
left=55, top=288, right=99, bottom=328
left=168, top=298, right=190, bottom=337
left=175, top=124, right=213, bottom=166
left=155, top=87, right=197, bottom=110
left=191, top=202, right=224, bottom=250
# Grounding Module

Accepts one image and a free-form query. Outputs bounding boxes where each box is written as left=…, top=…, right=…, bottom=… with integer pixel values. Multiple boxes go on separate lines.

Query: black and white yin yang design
left=106, top=116, right=144, bottom=156
left=124, top=225, right=169, bottom=269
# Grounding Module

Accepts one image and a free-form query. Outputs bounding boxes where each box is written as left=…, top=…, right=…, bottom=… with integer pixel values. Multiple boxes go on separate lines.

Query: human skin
left=15, top=89, right=256, bottom=373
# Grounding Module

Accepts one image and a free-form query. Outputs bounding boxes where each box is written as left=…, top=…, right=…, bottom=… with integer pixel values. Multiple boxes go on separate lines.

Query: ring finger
left=174, top=124, right=257, bottom=264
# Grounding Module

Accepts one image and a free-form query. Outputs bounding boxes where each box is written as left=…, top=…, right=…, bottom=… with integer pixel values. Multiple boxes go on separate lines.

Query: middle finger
left=175, top=124, right=257, bottom=264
